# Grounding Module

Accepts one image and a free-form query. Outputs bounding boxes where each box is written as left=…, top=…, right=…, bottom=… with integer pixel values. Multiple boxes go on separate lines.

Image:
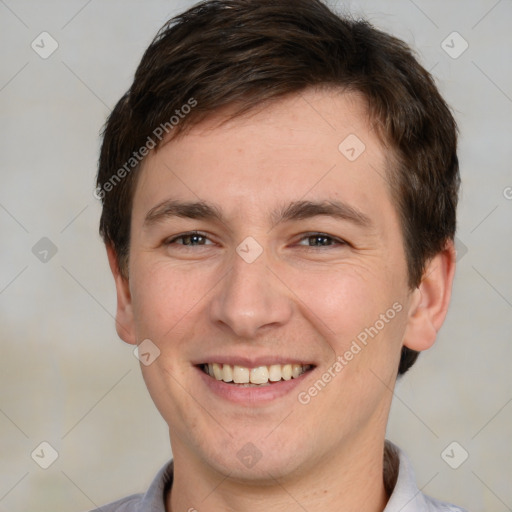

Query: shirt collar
left=137, top=459, right=173, bottom=512
left=137, top=441, right=454, bottom=512
left=383, top=440, right=429, bottom=511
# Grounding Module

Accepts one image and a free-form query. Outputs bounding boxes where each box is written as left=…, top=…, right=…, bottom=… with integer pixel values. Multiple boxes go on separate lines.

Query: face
left=113, top=88, right=426, bottom=481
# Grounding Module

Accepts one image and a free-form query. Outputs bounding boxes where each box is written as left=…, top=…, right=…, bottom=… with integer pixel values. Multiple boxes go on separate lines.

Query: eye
left=164, top=231, right=214, bottom=247
left=296, top=233, right=346, bottom=248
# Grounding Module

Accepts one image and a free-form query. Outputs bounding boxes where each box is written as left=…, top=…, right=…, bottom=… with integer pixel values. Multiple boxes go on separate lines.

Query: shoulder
left=422, top=493, right=469, bottom=511
left=88, top=493, right=143, bottom=511
left=87, top=459, right=174, bottom=512
left=384, top=441, right=469, bottom=512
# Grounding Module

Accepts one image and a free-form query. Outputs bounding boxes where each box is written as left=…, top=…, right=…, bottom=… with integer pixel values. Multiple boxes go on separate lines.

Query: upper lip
left=192, top=356, right=316, bottom=368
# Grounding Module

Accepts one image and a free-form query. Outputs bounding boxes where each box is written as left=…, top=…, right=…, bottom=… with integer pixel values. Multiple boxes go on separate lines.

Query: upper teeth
left=204, top=363, right=311, bottom=384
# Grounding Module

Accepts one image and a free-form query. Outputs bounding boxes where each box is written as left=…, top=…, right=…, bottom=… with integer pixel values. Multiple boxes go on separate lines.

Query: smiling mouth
left=200, top=363, right=314, bottom=386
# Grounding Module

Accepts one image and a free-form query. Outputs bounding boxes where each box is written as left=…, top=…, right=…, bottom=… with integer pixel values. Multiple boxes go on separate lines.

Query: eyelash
left=164, top=231, right=347, bottom=249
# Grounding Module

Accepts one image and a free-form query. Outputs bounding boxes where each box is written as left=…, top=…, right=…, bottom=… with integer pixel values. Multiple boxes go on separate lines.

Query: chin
left=190, top=429, right=312, bottom=483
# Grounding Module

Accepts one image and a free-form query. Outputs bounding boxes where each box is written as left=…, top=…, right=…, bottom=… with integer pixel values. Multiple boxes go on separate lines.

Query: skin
left=107, top=88, right=456, bottom=512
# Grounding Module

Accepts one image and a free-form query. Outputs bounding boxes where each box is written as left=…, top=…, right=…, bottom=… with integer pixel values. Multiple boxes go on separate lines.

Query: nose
left=209, top=247, right=293, bottom=339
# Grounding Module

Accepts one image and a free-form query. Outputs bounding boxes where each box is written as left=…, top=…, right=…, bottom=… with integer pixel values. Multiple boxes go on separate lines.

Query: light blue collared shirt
left=90, top=442, right=468, bottom=512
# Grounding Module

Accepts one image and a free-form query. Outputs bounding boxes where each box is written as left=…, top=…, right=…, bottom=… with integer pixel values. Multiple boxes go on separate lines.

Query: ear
left=106, top=244, right=137, bottom=345
left=402, top=239, right=456, bottom=352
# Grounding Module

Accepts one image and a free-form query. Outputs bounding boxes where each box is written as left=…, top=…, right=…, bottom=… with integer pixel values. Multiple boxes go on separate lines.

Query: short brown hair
left=97, top=0, right=459, bottom=375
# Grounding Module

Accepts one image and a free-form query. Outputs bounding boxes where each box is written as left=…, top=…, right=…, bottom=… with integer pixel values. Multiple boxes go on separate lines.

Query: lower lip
left=196, top=367, right=314, bottom=404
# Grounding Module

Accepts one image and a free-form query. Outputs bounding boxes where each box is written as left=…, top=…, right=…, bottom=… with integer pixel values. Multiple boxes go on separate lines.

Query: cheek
left=129, top=258, right=211, bottom=342
left=294, top=263, right=386, bottom=339
left=297, top=262, right=407, bottom=378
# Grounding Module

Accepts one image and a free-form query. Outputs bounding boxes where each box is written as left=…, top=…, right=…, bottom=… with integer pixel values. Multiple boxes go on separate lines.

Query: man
left=93, top=0, right=466, bottom=510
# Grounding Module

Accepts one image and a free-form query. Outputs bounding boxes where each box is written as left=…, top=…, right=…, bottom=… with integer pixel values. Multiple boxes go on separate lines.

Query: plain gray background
left=1, top=1, right=511, bottom=511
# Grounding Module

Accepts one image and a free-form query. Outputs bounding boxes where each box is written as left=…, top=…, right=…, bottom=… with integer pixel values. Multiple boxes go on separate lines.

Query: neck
left=167, top=435, right=389, bottom=512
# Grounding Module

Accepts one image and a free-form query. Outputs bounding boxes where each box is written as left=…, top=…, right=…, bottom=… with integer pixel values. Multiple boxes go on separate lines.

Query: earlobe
left=106, top=244, right=137, bottom=345
left=402, top=240, right=456, bottom=352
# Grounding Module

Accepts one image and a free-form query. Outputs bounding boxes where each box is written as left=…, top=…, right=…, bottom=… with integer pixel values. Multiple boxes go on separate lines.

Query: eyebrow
left=143, top=199, right=372, bottom=229
left=144, top=199, right=224, bottom=227
left=272, top=199, right=372, bottom=228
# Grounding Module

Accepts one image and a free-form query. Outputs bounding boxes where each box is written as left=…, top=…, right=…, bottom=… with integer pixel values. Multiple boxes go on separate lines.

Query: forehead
left=132, top=88, right=395, bottom=227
